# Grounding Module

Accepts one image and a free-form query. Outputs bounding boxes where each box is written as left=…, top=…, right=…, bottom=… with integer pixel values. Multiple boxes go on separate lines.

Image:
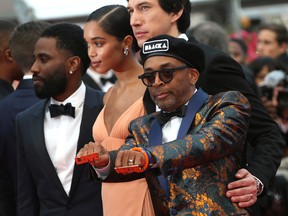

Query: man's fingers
left=237, top=194, right=257, bottom=208
left=234, top=168, right=249, bottom=179
left=228, top=175, right=256, bottom=191
left=76, top=142, right=103, bottom=158
left=229, top=192, right=257, bottom=207
left=115, top=150, right=143, bottom=167
left=76, top=148, right=84, bottom=158
left=115, top=151, right=125, bottom=167
left=134, top=152, right=144, bottom=166
left=122, top=150, right=133, bottom=166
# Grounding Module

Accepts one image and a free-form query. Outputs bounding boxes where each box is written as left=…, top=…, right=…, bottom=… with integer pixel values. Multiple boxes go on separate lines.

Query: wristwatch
left=254, top=176, right=264, bottom=196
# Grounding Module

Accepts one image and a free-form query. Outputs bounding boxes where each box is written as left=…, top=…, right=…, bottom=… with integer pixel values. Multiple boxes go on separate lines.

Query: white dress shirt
left=160, top=89, right=196, bottom=142
left=44, top=83, right=85, bottom=195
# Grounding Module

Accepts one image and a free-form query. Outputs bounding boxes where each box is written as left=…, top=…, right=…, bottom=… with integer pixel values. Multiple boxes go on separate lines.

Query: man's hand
left=226, top=168, right=258, bottom=207
left=115, top=150, right=145, bottom=168
left=76, top=142, right=109, bottom=168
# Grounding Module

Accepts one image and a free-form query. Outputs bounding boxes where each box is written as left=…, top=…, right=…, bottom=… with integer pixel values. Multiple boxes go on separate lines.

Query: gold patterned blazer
left=120, top=90, right=251, bottom=216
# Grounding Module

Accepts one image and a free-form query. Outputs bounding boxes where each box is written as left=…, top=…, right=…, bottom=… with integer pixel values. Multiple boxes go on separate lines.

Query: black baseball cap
left=141, top=34, right=205, bottom=73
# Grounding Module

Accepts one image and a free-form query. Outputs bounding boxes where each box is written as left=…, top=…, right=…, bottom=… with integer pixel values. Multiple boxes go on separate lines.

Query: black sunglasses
left=138, top=65, right=190, bottom=87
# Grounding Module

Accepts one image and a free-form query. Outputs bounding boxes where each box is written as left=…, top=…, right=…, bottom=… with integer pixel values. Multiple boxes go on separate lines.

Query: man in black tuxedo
left=127, top=0, right=286, bottom=214
left=0, top=21, right=50, bottom=216
left=16, top=23, right=103, bottom=216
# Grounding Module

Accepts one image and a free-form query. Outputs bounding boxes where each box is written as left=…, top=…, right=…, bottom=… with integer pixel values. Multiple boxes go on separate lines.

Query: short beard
left=34, top=72, right=68, bottom=99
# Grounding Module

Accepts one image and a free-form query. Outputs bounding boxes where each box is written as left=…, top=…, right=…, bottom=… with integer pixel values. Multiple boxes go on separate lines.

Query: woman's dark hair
left=86, top=5, right=139, bottom=52
left=158, top=0, right=191, bottom=33
left=248, top=56, right=288, bottom=77
left=230, top=38, right=248, bottom=55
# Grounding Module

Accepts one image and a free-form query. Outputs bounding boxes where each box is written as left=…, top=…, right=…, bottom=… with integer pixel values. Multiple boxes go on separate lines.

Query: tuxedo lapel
left=30, top=100, right=68, bottom=198
left=69, top=87, right=103, bottom=198
left=177, top=88, right=208, bottom=138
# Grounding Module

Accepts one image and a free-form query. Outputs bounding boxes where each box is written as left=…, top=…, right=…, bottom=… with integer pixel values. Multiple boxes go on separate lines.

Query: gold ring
left=128, top=159, right=134, bottom=165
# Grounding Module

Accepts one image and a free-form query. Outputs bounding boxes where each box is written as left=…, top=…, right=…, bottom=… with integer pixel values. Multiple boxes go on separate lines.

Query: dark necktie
left=157, top=105, right=187, bottom=126
left=49, top=103, right=75, bottom=118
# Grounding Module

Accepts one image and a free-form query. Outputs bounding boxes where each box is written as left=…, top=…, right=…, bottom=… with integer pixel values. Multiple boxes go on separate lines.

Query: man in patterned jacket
left=78, top=34, right=252, bottom=215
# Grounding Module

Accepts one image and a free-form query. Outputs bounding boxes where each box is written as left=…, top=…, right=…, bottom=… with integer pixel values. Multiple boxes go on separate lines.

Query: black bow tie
left=49, top=103, right=75, bottom=118
left=157, top=105, right=187, bottom=126
left=100, top=76, right=116, bottom=86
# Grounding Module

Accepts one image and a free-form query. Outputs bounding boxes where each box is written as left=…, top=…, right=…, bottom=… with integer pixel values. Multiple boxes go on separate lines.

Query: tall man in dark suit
left=126, top=0, right=286, bottom=214
left=16, top=23, right=103, bottom=216
left=0, top=21, right=50, bottom=216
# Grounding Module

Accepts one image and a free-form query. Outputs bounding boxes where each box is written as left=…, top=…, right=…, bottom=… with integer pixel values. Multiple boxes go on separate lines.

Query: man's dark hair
left=41, top=23, right=90, bottom=75
left=158, top=0, right=191, bottom=33
left=258, top=23, right=288, bottom=45
left=0, top=20, right=17, bottom=50
left=127, top=0, right=192, bottom=33
left=9, top=21, right=51, bottom=73
left=87, top=4, right=139, bottom=52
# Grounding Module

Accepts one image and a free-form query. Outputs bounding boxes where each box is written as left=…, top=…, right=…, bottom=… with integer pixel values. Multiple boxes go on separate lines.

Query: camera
left=277, top=89, right=288, bottom=120
left=259, top=85, right=274, bottom=100
left=259, top=70, right=288, bottom=120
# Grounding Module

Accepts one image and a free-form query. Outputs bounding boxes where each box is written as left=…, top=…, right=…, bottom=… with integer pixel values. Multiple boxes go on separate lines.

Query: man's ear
left=68, top=56, right=81, bottom=72
left=189, top=68, right=199, bottom=85
left=4, top=48, right=14, bottom=62
left=171, top=8, right=184, bottom=24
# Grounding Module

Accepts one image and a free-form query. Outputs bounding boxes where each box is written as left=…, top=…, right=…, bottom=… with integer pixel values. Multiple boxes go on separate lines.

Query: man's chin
left=138, top=40, right=144, bottom=49
left=34, top=89, right=50, bottom=99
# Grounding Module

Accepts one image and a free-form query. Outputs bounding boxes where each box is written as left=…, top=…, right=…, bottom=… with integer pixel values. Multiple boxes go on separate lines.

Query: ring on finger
left=128, top=158, right=134, bottom=165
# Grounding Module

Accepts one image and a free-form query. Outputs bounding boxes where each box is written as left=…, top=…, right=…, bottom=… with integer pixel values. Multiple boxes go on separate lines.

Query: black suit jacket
left=16, top=86, right=104, bottom=216
left=0, top=79, right=41, bottom=216
left=143, top=36, right=286, bottom=195
left=82, top=74, right=102, bottom=91
left=0, top=79, right=14, bottom=102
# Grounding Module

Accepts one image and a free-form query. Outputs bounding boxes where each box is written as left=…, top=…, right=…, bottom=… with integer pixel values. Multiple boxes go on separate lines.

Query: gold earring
left=123, top=47, right=129, bottom=56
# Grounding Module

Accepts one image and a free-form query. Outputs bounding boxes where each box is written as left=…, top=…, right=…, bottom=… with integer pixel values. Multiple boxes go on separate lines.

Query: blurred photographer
left=259, top=70, right=288, bottom=134
left=259, top=70, right=288, bottom=216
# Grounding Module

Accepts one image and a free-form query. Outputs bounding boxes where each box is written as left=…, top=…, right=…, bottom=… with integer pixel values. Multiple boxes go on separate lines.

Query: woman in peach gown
left=83, top=5, right=154, bottom=216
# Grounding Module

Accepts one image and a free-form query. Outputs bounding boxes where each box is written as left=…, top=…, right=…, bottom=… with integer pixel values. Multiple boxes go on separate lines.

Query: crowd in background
left=188, top=20, right=288, bottom=215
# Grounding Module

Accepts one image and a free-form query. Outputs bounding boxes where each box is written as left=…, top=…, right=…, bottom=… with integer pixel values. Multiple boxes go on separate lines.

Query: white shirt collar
left=23, top=74, right=33, bottom=79
left=178, top=33, right=188, bottom=41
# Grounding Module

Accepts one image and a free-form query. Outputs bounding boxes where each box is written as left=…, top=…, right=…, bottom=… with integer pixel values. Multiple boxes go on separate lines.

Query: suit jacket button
left=170, top=208, right=178, bottom=215
left=66, top=204, right=72, bottom=209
